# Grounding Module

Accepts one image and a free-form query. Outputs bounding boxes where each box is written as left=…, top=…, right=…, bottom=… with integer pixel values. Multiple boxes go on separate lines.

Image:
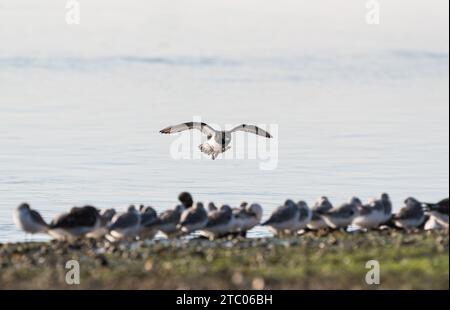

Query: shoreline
left=0, top=230, right=448, bottom=289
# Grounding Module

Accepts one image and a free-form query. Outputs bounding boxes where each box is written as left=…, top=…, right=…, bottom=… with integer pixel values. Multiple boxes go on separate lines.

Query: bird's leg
left=199, top=144, right=209, bottom=154
left=211, top=154, right=216, bottom=160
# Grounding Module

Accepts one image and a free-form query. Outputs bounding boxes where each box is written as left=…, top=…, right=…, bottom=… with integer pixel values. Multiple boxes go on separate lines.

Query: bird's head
left=178, top=192, right=193, bottom=208
left=18, top=203, right=30, bottom=211
left=297, top=201, right=308, bottom=209
left=381, top=193, right=390, bottom=201
left=349, top=197, right=363, bottom=207
left=127, top=205, right=137, bottom=213
left=248, top=203, right=263, bottom=220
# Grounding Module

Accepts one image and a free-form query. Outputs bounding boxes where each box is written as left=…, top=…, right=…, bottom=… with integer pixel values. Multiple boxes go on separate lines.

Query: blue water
left=0, top=1, right=448, bottom=242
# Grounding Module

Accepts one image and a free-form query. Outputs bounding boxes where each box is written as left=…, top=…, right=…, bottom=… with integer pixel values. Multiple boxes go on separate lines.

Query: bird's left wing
left=160, top=122, right=215, bottom=138
left=230, top=124, right=272, bottom=138
left=30, top=209, right=48, bottom=227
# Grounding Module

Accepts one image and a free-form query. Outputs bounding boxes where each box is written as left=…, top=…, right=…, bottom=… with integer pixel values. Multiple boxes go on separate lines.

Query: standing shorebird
left=232, top=202, right=263, bottom=236
left=107, top=205, right=141, bottom=241
left=86, top=208, right=116, bottom=239
left=157, top=205, right=185, bottom=238
left=393, top=197, right=426, bottom=229
left=13, top=203, right=49, bottom=238
left=352, top=200, right=385, bottom=229
left=157, top=192, right=194, bottom=238
left=177, top=202, right=208, bottom=234
left=48, top=206, right=101, bottom=241
left=320, top=197, right=361, bottom=230
left=138, top=206, right=160, bottom=240
left=352, top=193, right=391, bottom=229
left=261, top=199, right=300, bottom=236
left=207, top=202, right=218, bottom=213
left=422, top=198, right=448, bottom=229
left=307, top=196, right=333, bottom=230
left=293, top=201, right=312, bottom=231
left=160, top=122, right=272, bottom=160
left=200, top=205, right=234, bottom=240
left=378, top=193, right=393, bottom=224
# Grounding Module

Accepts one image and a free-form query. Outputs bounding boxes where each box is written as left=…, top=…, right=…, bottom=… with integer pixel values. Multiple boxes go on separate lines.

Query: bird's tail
left=422, top=202, right=437, bottom=212
left=261, top=219, right=272, bottom=226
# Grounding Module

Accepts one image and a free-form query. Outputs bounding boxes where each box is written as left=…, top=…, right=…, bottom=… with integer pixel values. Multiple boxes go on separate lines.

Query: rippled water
left=0, top=1, right=448, bottom=242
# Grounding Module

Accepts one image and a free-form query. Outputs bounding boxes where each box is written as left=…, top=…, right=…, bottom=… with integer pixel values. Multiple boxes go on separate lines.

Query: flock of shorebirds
left=13, top=193, right=449, bottom=242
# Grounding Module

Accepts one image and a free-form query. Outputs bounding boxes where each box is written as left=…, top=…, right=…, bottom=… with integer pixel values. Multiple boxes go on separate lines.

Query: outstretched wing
left=230, top=124, right=272, bottom=138
left=160, top=122, right=216, bottom=138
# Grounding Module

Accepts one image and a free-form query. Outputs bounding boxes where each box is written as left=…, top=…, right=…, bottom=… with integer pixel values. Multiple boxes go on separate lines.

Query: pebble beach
left=1, top=229, right=448, bottom=290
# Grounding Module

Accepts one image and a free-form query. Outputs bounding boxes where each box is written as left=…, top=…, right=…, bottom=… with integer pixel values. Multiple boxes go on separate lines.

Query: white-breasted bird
left=232, top=202, right=263, bottom=236
left=107, top=205, right=141, bottom=241
left=352, top=200, right=385, bottom=229
left=307, top=197, right=333, bottom=230
left=157, top=192, right=194, bottom=238
left=393, top=197, right=425, bottom=229
left=177, top=202, right=208, bottom=234
left=157, top=205, right=185, bottom=238
left=320, top=197, right=361, bottom=229
left=352, top=193, right=391, bottom=229
left=86, top=208, right=116, bottom=239
left=200, top=205, right=234, bottom=239
left=422, top=198, right=448, bottom=229
left=261, top=199, right=299, bottom=236
left=13, top=203, right=49, bottom=236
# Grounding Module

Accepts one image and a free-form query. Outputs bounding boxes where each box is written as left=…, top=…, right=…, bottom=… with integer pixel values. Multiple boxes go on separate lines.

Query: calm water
left=0, top=1, right=449, bottom=242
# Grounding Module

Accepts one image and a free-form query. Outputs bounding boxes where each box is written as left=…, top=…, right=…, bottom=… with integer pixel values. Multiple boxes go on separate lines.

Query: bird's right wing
left=110, top=213, right=139, bottom=230
left=30, top=209, right=48, bottom=227
left=265, top=204, right=297, bottom=224
left=206, top=211, right=231, bottom=227
left=160, top=122, right=216, bottom=138
left=395, top=205, right=422, bottom=220
left=158, top=209, right=178, bottom=225
left=230, top=124, right=272, bottom=138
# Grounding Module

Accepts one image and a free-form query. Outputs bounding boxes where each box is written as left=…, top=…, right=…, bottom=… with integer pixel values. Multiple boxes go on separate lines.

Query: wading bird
left=13, top=203, right=49, bottom=238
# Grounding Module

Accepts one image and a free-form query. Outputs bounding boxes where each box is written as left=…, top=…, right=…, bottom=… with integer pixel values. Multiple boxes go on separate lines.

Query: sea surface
left=0, top=1, right=448, bottom=242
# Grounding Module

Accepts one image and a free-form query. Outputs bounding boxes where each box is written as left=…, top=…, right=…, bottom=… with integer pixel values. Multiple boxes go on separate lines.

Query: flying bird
left=160, top=122, right=273, bottom=159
